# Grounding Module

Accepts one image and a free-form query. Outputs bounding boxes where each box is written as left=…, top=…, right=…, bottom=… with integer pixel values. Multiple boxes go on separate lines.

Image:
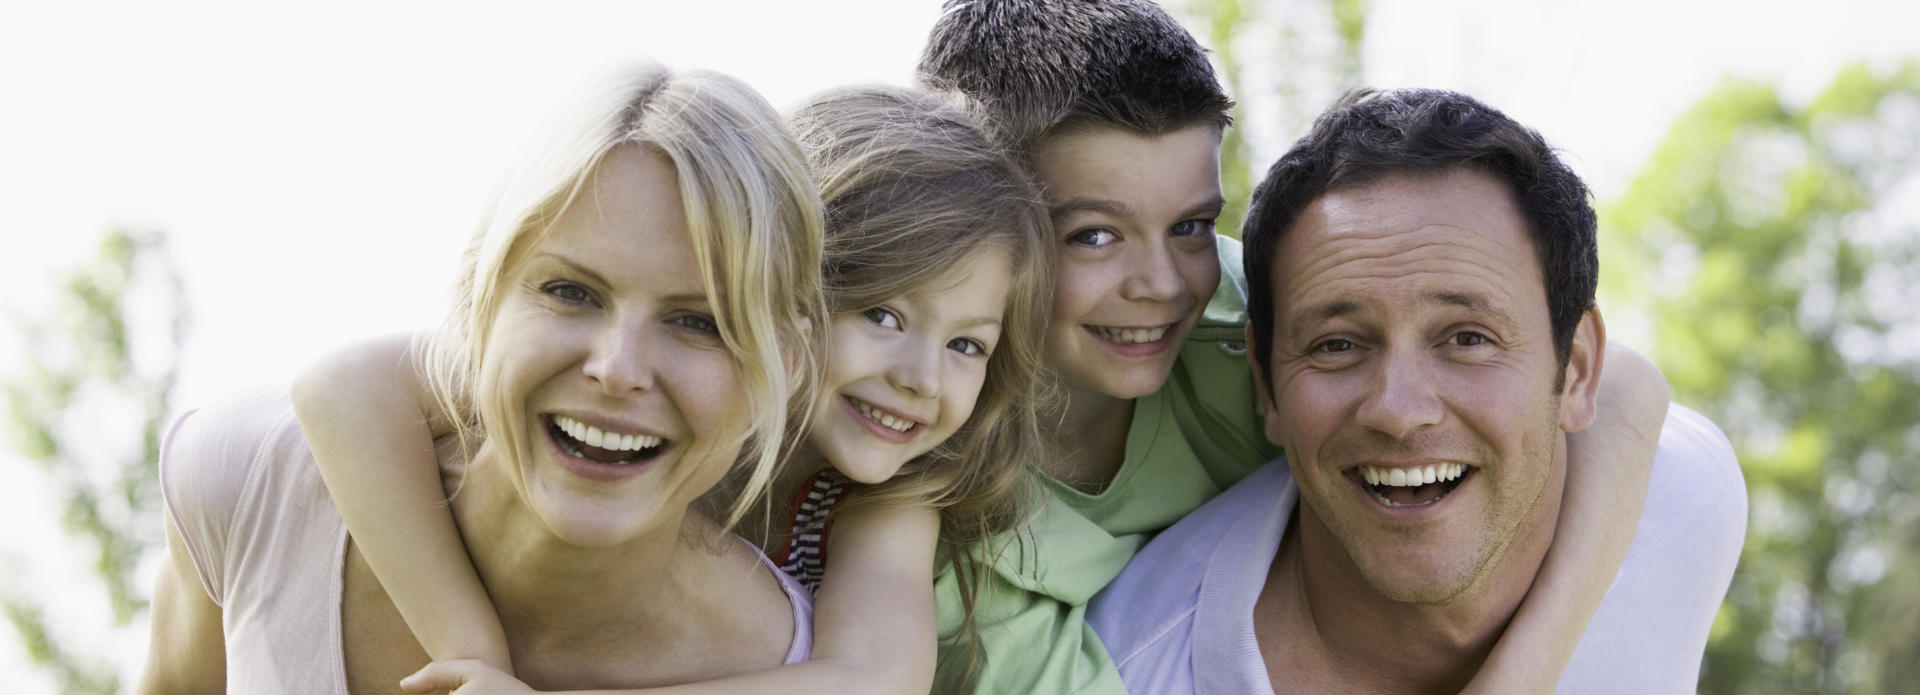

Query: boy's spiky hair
left=917, top=0, right=1234, bottom=155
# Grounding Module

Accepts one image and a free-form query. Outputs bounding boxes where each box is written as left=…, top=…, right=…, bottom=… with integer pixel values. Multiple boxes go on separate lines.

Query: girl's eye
left=1066, top=228, right=1118, bottom=248
left=863, top=307, right=902, bottom=329
left=1315, top=338, right=1354, bottom=354
left=541, top=281, right=594, bottom=305
left=1450, top=332, right=1488, bottom=347
left=948, top=337, right=988, bottom=357
left=676, top=313, right=720, bottom=335
left=1170, top=218, right=1217, bottom=237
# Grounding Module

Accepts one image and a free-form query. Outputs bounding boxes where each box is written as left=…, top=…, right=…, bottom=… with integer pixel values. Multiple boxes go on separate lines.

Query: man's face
left=1255, top=168, right=1600, bottom=604
left=1033, top=124, right=1224, bottom=401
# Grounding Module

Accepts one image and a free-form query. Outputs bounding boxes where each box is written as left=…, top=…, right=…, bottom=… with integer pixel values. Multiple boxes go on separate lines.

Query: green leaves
left=1602, top=60, right=1920, bottom=694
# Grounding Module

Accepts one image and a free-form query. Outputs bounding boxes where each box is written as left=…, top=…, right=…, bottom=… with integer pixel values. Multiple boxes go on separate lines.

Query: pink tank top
left=159, top=390, right=812, bottom=692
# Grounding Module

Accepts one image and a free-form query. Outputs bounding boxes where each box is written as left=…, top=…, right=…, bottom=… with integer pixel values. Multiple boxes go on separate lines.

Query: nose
left=1119, top=239, right=1185, bottom=303
left=885, top=338, right=943, bottom=400
left=1354, top=345, right=1444, bottom=439
left=582, top=318, right=657, bottom=395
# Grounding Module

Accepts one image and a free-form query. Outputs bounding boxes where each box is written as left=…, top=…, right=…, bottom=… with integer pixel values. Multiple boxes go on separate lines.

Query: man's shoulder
left=1089, top=461, right=1293, bottom=674
left=1558, top=405, right=1745, bottom=693
left=1644, top=404, right=1748, bottom=552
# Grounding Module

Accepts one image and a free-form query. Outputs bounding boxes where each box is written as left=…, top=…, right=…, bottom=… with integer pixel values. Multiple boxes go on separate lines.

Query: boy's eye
left=948, top=337, right=988, bottom=357
left=1170, top=219, right=1216, bottom=237
left=1066, top=228, right=1118, bottom=248
left=676, top=313, right=720, bottom=335
left=541, top=281, right=594, bottom=305
left=863, top=307, right=902, bottom=329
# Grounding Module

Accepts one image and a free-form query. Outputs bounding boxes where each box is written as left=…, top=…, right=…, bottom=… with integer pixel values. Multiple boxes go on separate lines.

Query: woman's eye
left=862, top=307, right=902, bottom=329
left=1170, top=218, right=1217, bottom=237
left=1066, top=228, right=1118, bottom=248
left=541, top=281, right=593, bottom=305
left=948, top=337, right=987, bottom=357
left=676, top=313, right=720, bottom=335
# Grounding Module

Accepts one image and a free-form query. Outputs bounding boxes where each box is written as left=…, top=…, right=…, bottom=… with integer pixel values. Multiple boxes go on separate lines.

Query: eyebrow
left=1285, top=290, right=1515, bottom=337
left=1049, top=194, right=1229, bottom=219
left=532, top=252, right=712, bottom=305
left=1289, top=300, right=1360, bottom=338
left=1179, top=195, right=1227, bottom=221
left=1049, top=196, right=1135, bottom=219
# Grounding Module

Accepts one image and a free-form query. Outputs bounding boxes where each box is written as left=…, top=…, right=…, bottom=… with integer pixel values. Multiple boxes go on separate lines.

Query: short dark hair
left=916, top=0, right=1234, bottom=157
left=1242, top=88, right=1598, bottom=388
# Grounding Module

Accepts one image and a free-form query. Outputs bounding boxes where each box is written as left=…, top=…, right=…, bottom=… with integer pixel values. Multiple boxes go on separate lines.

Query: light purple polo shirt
left=1088, top=405, right=1747, bottom=694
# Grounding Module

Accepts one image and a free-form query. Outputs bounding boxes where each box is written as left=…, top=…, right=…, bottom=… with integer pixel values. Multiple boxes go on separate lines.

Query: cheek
left=670, top=348, right=751, bottom=435
left=1274, top=370, right=1349, bottom=451
left=1050, top=257, right=1113, bottom=321
left=1178, top=251, right=1222, bottom=304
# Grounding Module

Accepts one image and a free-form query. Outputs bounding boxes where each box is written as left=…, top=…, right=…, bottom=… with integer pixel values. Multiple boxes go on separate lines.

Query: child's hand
left=400, top=659, right=539, bottom=695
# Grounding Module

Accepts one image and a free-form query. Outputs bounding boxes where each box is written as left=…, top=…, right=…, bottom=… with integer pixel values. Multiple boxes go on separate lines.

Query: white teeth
left=1358, top=463, right=1467, bottom=487
left=1091, top=325, right=1169, bottom=344
left=553, top=415, right=662, bottom=452
left=853, top=400, right=914, bottom=433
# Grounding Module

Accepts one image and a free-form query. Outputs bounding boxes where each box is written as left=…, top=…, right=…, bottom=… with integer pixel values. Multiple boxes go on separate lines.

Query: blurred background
left=1, top=0, right=1913, bottom=692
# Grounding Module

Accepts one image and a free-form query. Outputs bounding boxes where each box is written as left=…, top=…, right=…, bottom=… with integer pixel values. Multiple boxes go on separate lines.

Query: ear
left=1246, top=324, right=1287, bottom=447
left=1557, top=309, right=1606, bottom=432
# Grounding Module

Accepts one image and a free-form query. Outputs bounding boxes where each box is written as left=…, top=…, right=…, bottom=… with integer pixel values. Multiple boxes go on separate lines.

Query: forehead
left=1274, top=169, right=1543, bottom=323
left=534, top=145, right=702, bottom=285
left=1032, top=124, right=1222, bottom=215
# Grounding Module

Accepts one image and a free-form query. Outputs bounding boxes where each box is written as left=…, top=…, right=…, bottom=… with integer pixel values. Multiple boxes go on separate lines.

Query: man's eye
left=863, top=307, right=902, bottom=329
left=1067, top=228, right=1118, bottom=248
left=1171, top=219, right=1217, bottom=237
left=1315, top=339, right=1354, bottom=354
left=1451, top=332, right=1488, bottom=347
left=948, top=337, right=987, bottom=357
left=541, top=281, right=593, bottom=304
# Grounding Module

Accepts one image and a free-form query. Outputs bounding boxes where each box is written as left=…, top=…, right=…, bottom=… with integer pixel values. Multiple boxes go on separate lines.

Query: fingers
left=400, top=659, right=480, bottom=693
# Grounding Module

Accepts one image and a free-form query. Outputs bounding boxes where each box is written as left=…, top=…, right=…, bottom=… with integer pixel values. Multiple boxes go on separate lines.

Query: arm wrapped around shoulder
left=1555, top=403, right=1748, bottom=694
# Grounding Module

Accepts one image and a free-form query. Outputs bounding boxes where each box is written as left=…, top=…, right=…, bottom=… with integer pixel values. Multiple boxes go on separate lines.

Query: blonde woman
left=265, top=85, right=1057, bottom=695
left=137, top=62, right=826, bottom=693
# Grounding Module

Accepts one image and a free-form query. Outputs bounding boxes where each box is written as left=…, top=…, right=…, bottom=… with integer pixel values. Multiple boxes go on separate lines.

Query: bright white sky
left=0, top=0, right=1914, bottom=688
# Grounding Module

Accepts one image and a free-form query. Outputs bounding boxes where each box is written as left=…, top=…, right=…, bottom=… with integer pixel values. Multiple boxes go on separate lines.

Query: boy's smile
left=1034, top=124, right=1225, bottom=401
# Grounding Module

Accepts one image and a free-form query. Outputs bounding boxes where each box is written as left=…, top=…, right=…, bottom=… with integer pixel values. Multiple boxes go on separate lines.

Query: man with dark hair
left=1087, top=89, right=1747, bottom=693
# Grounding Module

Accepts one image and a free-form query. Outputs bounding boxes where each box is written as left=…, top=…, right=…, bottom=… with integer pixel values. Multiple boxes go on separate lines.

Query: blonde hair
left=423, top=62, right=827, bottom=528
left=790, top=84, right=1054, bottom=675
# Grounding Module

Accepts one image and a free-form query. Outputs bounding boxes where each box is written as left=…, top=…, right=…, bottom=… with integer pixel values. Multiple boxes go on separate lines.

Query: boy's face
left=1033, top=124, right=1224, bottom=401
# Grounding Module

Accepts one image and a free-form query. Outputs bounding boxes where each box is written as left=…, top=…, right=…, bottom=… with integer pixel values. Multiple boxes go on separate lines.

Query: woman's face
left=477, top=145, right=749, bottom=547
left=806, top=249, right=1013, bottom=483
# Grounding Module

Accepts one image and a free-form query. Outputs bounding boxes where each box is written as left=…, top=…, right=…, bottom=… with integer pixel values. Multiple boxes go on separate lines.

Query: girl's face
left=806, top=248, right=1014, bottom=484
left=477, top=145, right=750, bottom=547
left=1032, top=124, right=1225, bottom=401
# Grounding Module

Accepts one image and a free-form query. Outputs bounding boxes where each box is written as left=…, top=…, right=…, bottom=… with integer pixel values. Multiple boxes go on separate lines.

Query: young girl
left=290, top=84, right=1053, bottom=694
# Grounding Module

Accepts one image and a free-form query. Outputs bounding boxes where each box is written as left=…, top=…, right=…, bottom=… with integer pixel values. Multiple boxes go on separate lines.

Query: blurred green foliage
left=1601, top=61, right=1920, bottom=693
left=1177, top=0, right=1368, bottom=238
left=3, top=229, right=186, bottom=694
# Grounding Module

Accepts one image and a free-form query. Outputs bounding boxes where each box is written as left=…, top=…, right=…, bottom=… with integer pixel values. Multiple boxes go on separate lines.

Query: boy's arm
left=1463, top=343, right=1670, bottom=693
left=291, top=332, right=513, bottom=672
left=402, top=504, right=942, bottom=695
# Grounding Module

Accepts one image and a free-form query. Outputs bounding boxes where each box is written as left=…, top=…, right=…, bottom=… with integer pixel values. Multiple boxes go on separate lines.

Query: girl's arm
left=1463, top=342, right=1670, bottom=693
left=401, top=503, right=942, bottom=695
left=291, top=332, right=513, bottom=672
